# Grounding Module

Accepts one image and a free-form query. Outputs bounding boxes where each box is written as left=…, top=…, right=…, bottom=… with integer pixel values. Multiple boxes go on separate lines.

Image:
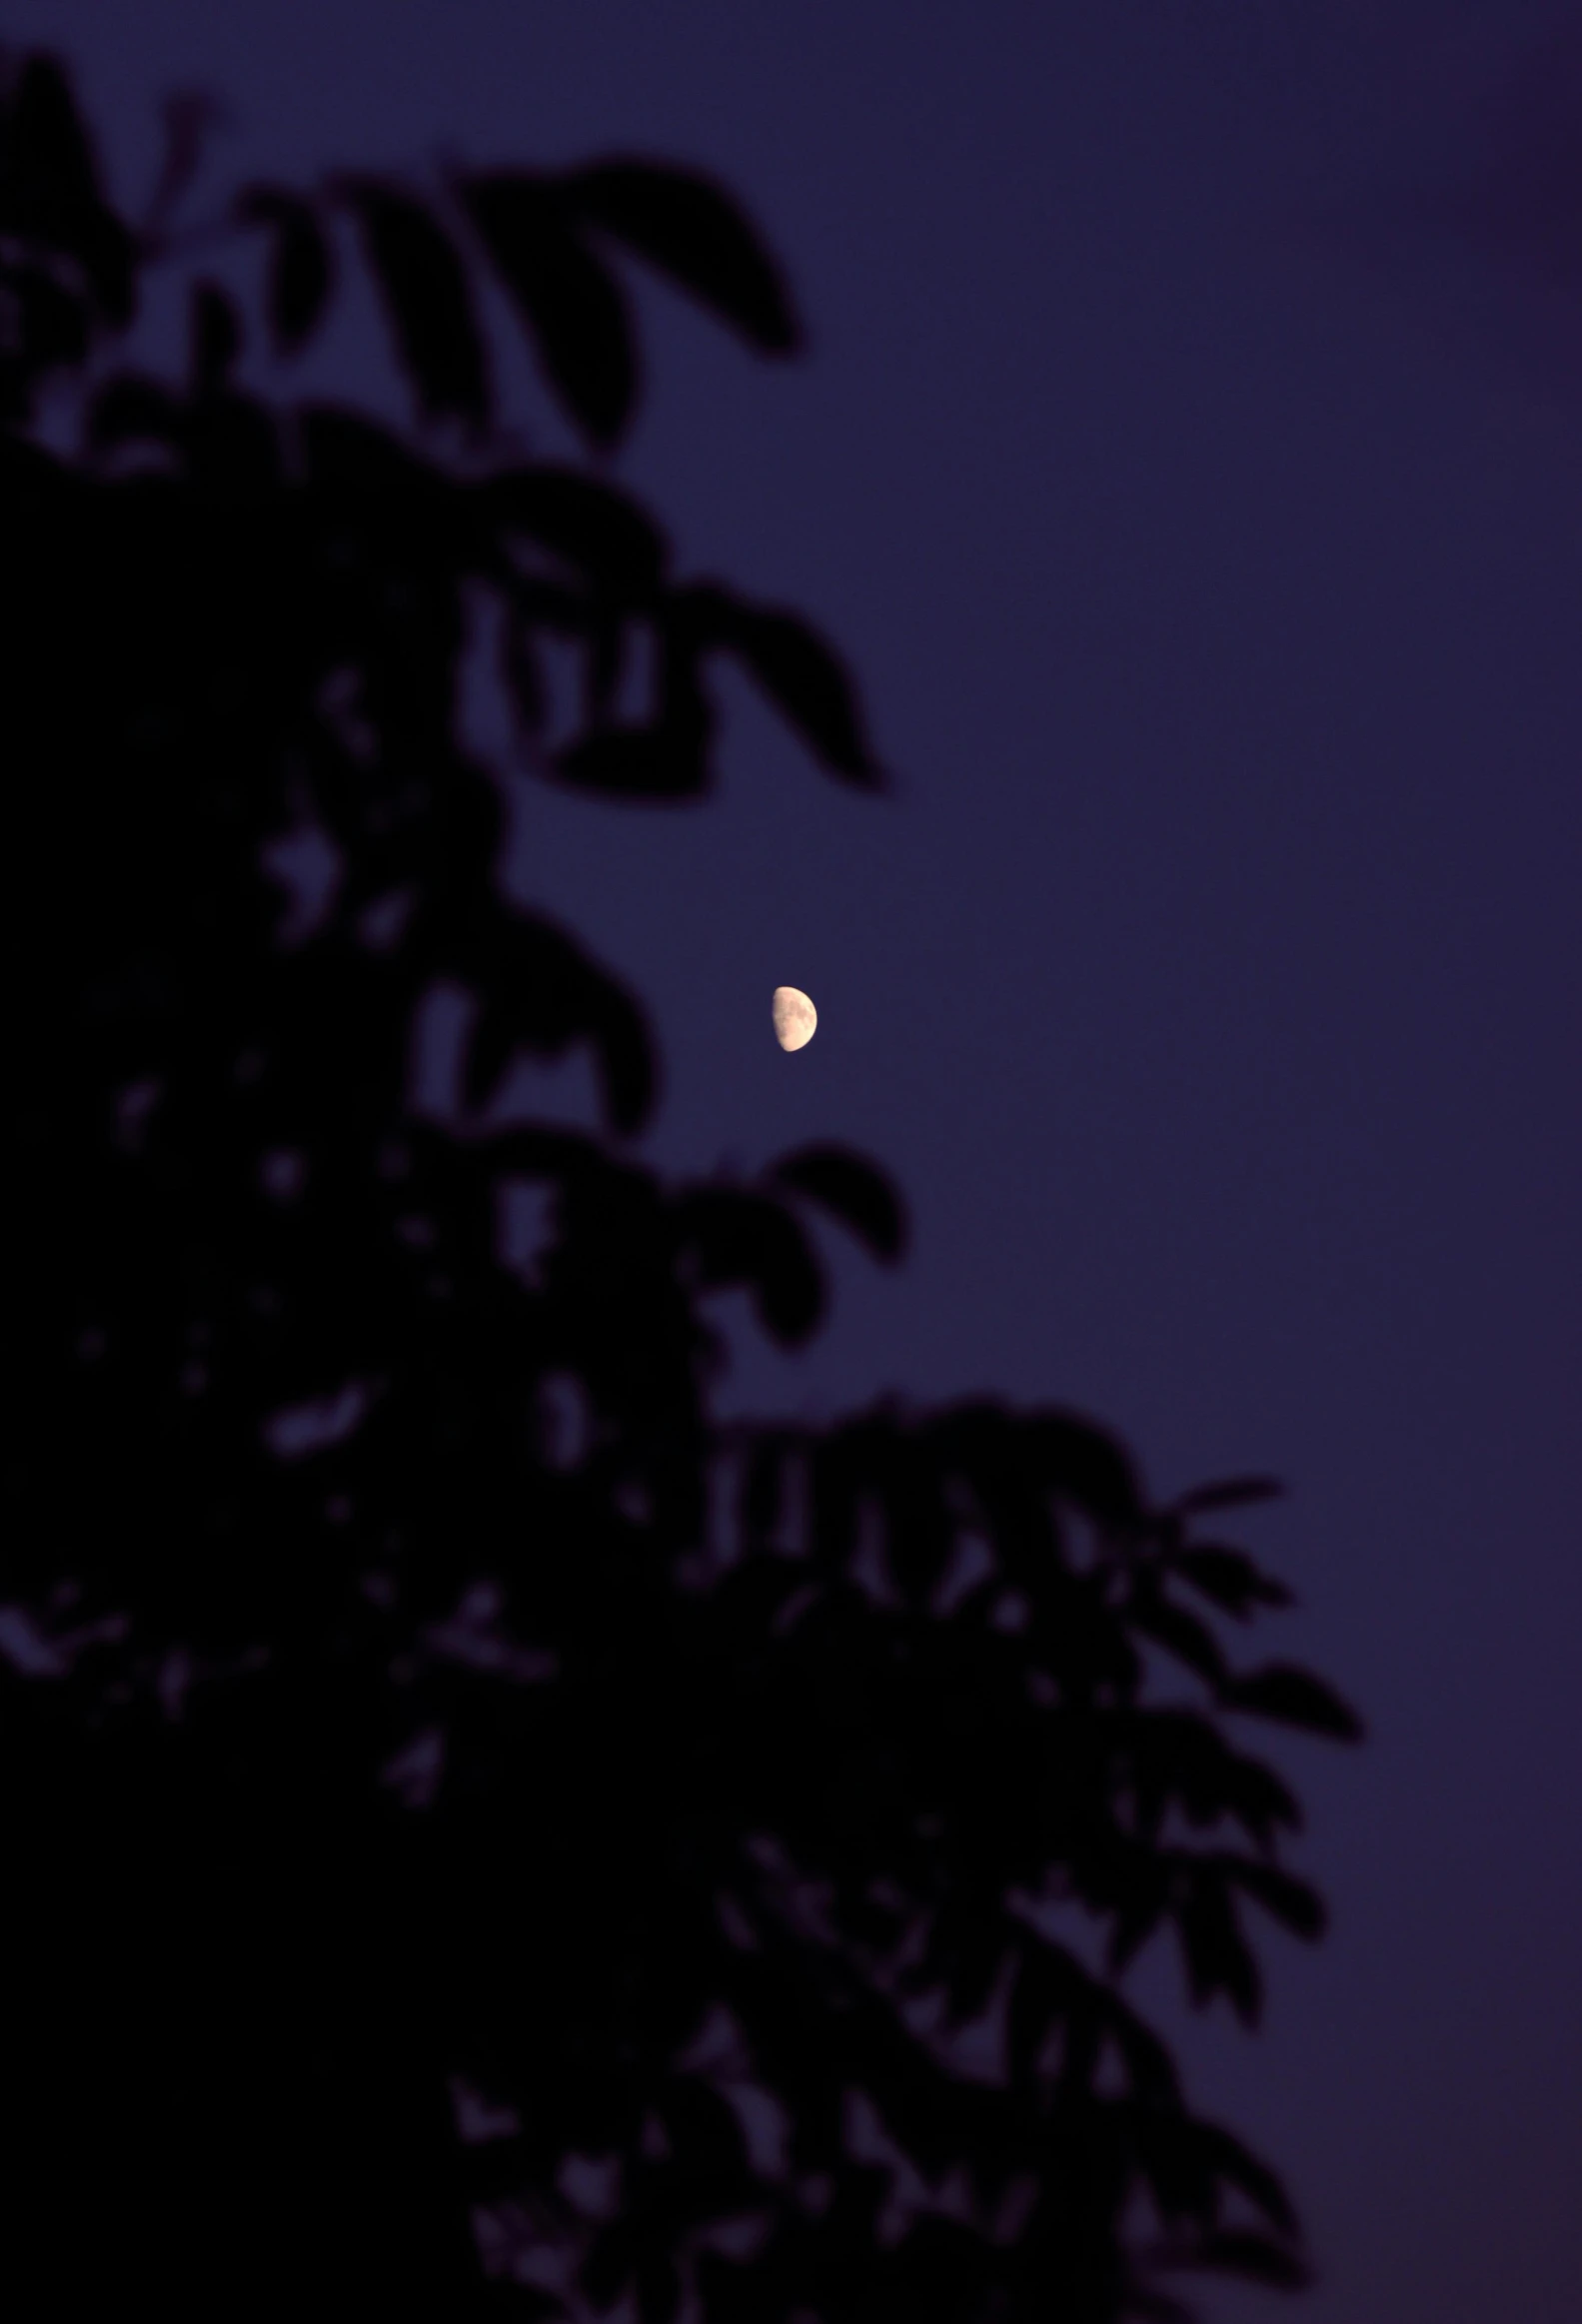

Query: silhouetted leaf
left=1024, top=1409, right=1146, bottom=1529
left=581, top=2219, right=637, bottom=2310
left=0, top=54, right=133, bottom=324
left=1175, top=1871, right=1260, bottom=2022
left=461, top=172, right=635, bottom=447
left=1106, top=1990, right=1184, bottom=2105
left=453, top=908, right=655, bottom=1135
left=768, top=1143, right=907, bottom=1263
left=1129, top=1590, right=1227, bottom=1688
left=672, top=1187, right=823, bottom=1345
left=5, top=52, right=101, bottom=217
left=1221, top=1662, right=1363, bottom=1741
left=235, top=187, right=334, bottom=355
left=1194, top=2121, right=1299, bottom=2236
left=1005, top=1935, right=1082, bottom=2075
left=736, top=1429, right=802, bottom=1555
left=656, top=2075, right=751, bottom=2179
left=636, top=2250, right=683, bottom=2324
left=683, top=581, right=880, bottom=786
left=1173, top=1545, right=1292, bottom=1620
left=189, top=281, right=242, bottom=398
left=86, top=372, right=185, bottom=453
left=1225, top=1855, right=1326, bottom=1941
left=0, top=265, right=89, bottom=401
left=499, top=607, right=543, bottom=744
left=1213, top=1748, right=1302, bottom=1851
left=1107, top=1889, right=1169, bottom=1977
left=1165, top=2231, right=1307, bottom=2288
left=298, top=401, right=442, bottom=494
left=341, top=181, right=489, bottom=427
left=483, top=464, right=668, bottom=598
left=1169, top=1474, right=1284, bottom=1518
left=553, top=718, right=710, bottom=800
left=551, top=609, right=712, bottom=798
left=564, top=158, right=800, bottom=353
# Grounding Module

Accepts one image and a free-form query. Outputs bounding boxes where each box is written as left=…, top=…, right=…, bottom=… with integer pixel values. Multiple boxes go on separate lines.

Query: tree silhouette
left=0, top=49, right=1361, bottom=2322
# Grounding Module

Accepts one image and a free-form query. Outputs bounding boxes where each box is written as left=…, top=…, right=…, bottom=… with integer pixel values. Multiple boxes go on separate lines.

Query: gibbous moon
left=772, top=985, right=817, bottom=1052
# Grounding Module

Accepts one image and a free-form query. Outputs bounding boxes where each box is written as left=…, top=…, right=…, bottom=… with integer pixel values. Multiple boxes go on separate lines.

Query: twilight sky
left=14, top=5, right=1582, bottom=2319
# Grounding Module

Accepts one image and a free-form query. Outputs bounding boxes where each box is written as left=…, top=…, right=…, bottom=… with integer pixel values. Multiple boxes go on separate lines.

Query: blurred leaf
left=1128, top=1590, right=1226, bottom=1688
left=1221, top=1662, right=1363, bottom=1742
left=1165, top=2230, right=1307, bottom=2288
left=235, top=187, right=334, bottom=355
left=1107, top=1991, right=1183, bottom=2105
left=1224, top=1855, right=1326, bottom=1941
left=1107, top=1891, right=1168, bottom=1978
left=341, top=181, right=489, bottom=428
left=672, top=1186, right=823, bottom=1346
left=553, top=718, right=710, bottom=801
left=454, top=907, right=656, bottom=1136
left=1196, top=2122, right=1298, bottom=2236
left=636, top=2251, right=682, bottom=2324
left=1005, top=1935, right=1080, bottom=2077
left=1174, top=1870, right=1260, bottom=2023
left=468, top=2278, right=565, bottom=2320
left=768, top=1143, right=907, bottom=1263
left=585, top=605, right=624, bottom=719
left=1172, top=1545, right=1293, bottom=1620
left=298, top=402, right=442, bottom=494
left=0, top=264, right=89, bottom=394
left=683, top=582, right=880, bottom=786
left=552, top=608, right=712, bottom=798
left=656, top=2075, right=750, bottom=2179
left=189, top=281, right=242, bottom=399
left=0, top=53, right=133, bottom=324
left=1169, top=1474, right=1284, bottom=1518
left=1024, top=1409, right=1146, bottom=1530
left=737, top=1429, right=801, bottom=1554
left=563, top=158, right=800, bottom=353
left=461, top=171, right=635, bottom=447
left=1136, top=2112, right=1297, bottom=2244
left=86, top=372, right=186, bottom=453
left=581, top=2219, right=636, bottom=2310
left=1212, top=1747, right=1302, bottom=1851
left=483, top=465, right=668, bottom=598
left=499, top=607, right=543, bottom=745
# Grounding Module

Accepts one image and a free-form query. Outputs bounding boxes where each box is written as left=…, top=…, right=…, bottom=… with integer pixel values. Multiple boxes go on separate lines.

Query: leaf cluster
left=0, top=53, right=1359, bottom=2324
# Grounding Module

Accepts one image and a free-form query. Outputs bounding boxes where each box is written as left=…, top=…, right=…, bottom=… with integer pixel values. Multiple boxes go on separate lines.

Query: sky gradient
left=11, top=6, right=1582, bottom=2318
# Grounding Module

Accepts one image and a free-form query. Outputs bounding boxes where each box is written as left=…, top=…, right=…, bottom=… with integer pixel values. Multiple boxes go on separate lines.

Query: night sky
left=14, top=5, right=1582, bottom=2319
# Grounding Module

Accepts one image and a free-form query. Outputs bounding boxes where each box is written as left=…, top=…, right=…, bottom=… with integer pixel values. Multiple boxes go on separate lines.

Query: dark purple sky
left=17, top=4, right=1582, bottom=2318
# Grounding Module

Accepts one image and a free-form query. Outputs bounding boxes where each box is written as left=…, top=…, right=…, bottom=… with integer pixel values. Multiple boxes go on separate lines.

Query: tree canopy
left=0, top=49, right=1361, bottom=2322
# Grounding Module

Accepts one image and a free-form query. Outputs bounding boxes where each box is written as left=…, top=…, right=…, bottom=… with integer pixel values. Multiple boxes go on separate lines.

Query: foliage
left=0, top=50, right=1360, bottom=2321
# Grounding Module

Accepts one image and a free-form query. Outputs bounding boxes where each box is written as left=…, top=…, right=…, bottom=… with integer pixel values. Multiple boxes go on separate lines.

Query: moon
left=772, top=985, right=816, bottom=1052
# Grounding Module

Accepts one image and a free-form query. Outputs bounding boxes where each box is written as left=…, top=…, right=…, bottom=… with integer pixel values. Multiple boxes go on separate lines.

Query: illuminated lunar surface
left=772, top=985, right=817, bottom=1051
